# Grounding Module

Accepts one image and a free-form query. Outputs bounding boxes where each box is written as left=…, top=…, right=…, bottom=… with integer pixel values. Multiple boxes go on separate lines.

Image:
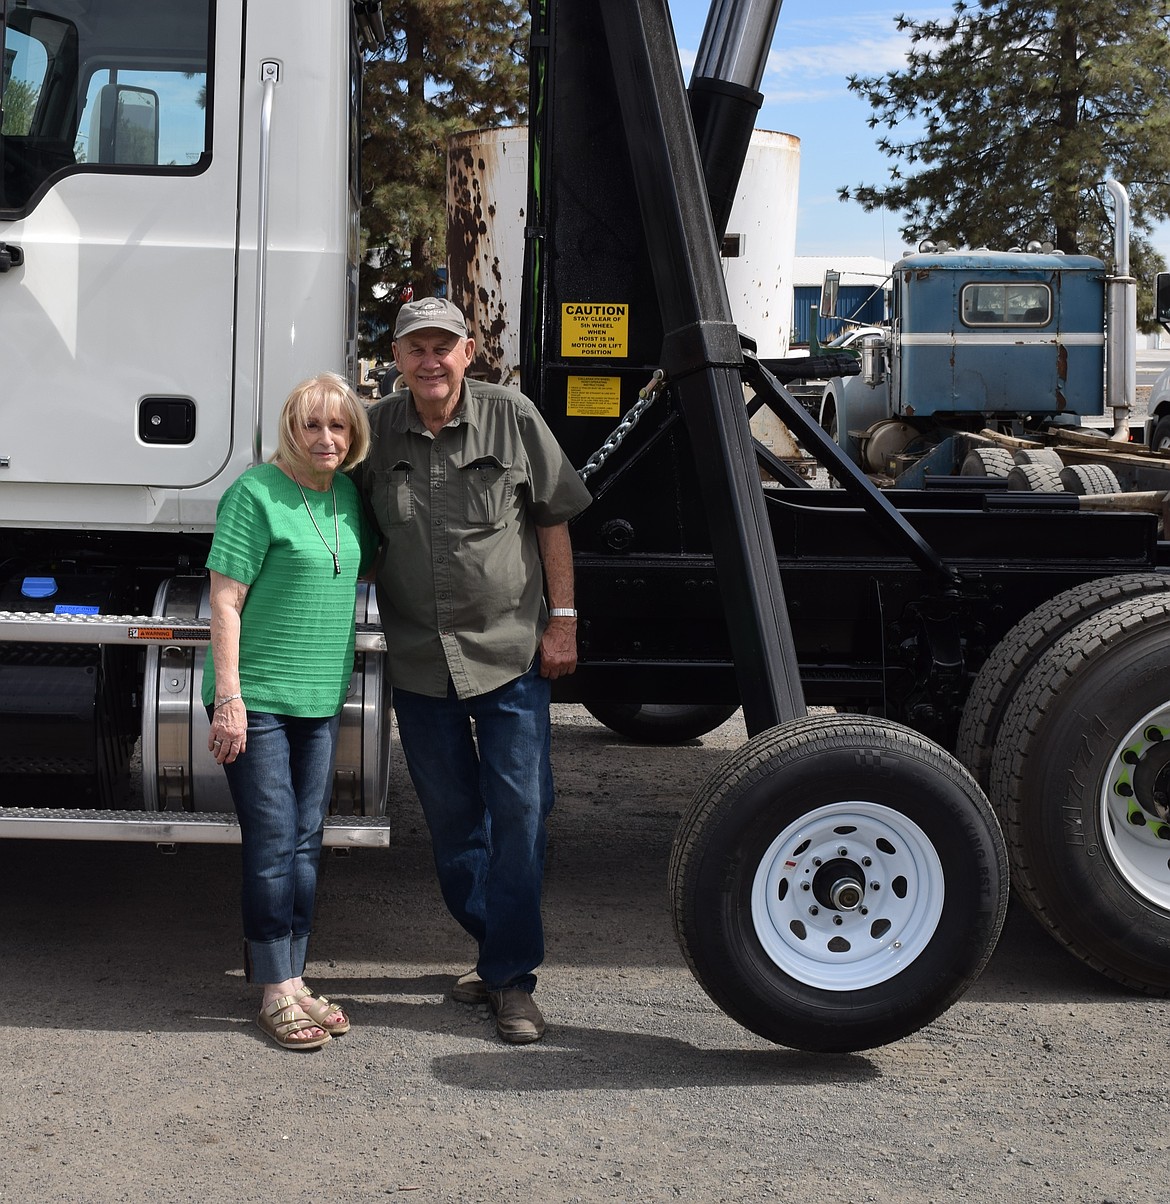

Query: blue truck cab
left=895, top=251, right=1105, bottom=418
left=819, top=250, right=1108, bottom=476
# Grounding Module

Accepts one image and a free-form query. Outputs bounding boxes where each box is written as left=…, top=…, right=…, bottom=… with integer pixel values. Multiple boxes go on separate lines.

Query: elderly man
left=357, top=297, right=591, bottom=1043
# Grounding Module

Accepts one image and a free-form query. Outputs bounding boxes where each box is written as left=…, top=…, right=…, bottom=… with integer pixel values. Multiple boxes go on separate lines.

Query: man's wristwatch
left=549, top=608, right=578, bottom=618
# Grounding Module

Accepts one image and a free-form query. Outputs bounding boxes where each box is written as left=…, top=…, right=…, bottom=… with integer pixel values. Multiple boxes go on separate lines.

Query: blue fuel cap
left=21, top=576, right=59, bottom=599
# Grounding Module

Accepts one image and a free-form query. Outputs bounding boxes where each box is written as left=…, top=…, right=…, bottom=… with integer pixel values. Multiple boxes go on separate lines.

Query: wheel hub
left=812, top=857, right=867, bottom=911
left=1102, top=709, right=1170, bottom=910
left=750, top=801, right=945, bottom=991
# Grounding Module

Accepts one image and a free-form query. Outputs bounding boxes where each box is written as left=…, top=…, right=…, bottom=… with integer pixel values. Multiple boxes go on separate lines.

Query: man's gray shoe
left=452, top=970, right=488, bottom=1005
left=488, top=988, right=546, bottom=1044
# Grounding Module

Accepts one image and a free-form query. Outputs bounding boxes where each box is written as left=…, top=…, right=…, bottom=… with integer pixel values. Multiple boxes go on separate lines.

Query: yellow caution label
left=561, top=303, right=629, bottom=358
left=566, top=375, right=622, bottom=418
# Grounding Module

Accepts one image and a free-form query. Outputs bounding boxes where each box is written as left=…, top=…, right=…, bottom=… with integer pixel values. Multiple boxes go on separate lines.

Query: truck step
left=0, top=808, right=392, bottom=847
left=0, top=611, right=385, bottom=651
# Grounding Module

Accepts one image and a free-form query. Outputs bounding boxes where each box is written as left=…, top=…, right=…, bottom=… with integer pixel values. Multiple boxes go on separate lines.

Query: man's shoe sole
left=497, top=1025, right=544, bottom=1044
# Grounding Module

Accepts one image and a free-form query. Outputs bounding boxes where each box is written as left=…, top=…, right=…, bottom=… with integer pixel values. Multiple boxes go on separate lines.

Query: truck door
left=0, top=0, right=237, bottom=487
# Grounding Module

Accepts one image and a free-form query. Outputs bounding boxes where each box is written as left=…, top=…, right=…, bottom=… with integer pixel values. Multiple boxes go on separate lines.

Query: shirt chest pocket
left=461, top=456, right=512, bottom=527
left=371, top=464, right=414, bottom=529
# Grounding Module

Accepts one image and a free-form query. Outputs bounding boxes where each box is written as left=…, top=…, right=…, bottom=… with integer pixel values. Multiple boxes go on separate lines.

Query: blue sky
left=669, top=0, right=1170, bottom=265
left=669, top=0, right=947, bottom=262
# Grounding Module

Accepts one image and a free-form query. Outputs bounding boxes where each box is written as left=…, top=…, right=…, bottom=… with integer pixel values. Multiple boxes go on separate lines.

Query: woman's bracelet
left=214, top=693, right=243, bottom=709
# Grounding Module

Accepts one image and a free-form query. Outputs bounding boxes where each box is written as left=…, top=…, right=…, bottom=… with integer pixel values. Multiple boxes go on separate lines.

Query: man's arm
left=536, top=521, right=577, bottom=679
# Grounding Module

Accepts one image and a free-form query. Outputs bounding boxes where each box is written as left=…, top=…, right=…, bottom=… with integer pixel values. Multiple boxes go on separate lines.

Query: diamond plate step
left=0, top=808, right=391, bottom=847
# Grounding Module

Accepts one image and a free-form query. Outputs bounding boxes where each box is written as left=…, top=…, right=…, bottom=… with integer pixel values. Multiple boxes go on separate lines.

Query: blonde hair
left=274, top=372, right=371, bottom=475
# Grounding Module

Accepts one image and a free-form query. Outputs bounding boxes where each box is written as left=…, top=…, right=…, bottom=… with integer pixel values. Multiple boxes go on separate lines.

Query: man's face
left=392, top=329, right=476, bottom=411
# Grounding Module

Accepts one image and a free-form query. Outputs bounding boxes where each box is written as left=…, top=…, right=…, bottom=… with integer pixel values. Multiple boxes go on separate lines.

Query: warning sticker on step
left=566, top=375, right=622, bottom=418
left=561, top=303, right=629, bottom=358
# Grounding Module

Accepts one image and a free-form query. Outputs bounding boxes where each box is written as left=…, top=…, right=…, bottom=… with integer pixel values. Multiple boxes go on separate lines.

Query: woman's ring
left=213, top=739, right=223, bottom=747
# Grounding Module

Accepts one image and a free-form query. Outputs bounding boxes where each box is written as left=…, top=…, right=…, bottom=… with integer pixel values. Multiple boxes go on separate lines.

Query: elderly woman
left=204, top=372, right=375, bottom=1050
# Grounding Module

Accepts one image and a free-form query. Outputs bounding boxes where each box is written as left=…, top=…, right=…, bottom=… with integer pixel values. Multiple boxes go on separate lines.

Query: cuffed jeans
left=392, top=662, right=554, bottom=994
left=216, top=709, right=340, bottom=984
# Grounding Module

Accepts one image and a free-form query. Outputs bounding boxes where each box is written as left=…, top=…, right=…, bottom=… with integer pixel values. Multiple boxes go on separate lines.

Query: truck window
left=961, top=283, right=1051, bottom=326
left=0, top=0, right=211, bottom=215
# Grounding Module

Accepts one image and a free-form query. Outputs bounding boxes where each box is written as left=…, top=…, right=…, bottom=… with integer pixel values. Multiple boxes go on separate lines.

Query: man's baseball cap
left=394, top=297, right=468, bottom=340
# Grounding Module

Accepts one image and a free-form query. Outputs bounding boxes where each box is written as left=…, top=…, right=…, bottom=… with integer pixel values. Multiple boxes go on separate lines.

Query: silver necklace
left=293, top=477, right=340, bottom=575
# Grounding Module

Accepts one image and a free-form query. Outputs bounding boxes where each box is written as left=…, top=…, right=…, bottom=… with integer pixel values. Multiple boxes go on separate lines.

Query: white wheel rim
left=1100, top=702, right=1170, bottom=911
left=750, top=801, right=945, bottom=991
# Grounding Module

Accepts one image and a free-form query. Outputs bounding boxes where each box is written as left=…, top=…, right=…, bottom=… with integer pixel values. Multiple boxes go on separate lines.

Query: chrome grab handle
left=252, top=61, right=280, bottom=465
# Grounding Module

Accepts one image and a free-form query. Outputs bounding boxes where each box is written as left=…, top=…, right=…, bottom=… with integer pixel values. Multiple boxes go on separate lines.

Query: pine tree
left=840, top=0, right=1170, bottom=312
left=360, top=0, right=529, bottom=356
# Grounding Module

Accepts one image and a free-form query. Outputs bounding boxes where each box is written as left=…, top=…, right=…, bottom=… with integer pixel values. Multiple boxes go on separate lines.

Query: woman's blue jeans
left=216, top=709, right=340, bottom=985
left=392, top=663, right=554, bottom=994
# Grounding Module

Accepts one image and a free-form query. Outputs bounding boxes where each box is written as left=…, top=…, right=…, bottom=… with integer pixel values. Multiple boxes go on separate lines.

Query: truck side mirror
left=92, top=84, right=160, bottom=165
left=820, top=270, right=840, bottom=320
left=1156, top=273, right=1170, bottom=325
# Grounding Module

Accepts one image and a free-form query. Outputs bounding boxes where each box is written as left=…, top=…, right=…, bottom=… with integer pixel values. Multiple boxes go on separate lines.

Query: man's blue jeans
left=392, top=663, right=554, bottom=994
left=217, top=709, right=340, bottom=984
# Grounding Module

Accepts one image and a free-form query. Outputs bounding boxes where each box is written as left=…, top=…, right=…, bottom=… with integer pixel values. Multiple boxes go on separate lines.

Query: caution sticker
left=566, top=375, right=622, bottom=419
left=561, top=303, right=629, bottom=358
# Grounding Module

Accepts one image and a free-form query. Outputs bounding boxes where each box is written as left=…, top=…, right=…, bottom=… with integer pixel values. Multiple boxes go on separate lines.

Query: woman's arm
left=208, top=571, right=250, bottom=764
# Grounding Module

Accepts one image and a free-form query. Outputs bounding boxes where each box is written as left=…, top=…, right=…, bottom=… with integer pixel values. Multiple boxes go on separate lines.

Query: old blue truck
left=815, top=183, right=1170, bottom=492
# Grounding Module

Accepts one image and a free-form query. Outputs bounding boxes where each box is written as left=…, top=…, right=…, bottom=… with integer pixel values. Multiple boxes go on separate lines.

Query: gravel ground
left=1, top=704, right=1167, bottom=1203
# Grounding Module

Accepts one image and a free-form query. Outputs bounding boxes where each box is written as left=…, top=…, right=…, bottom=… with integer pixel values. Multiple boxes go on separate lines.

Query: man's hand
left=539, top=617, right=578, bottom=679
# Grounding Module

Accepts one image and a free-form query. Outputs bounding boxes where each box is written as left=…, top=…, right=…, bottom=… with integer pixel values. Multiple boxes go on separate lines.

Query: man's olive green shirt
left=356, top=379, right=592, bottom=699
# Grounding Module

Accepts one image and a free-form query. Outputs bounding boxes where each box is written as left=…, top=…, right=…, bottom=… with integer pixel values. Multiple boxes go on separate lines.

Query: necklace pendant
left=332, top=553, right=340, bottom=576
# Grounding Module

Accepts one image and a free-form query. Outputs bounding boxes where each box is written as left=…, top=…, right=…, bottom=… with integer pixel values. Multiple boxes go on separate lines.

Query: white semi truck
left=0, top=0, right=391, bottom=840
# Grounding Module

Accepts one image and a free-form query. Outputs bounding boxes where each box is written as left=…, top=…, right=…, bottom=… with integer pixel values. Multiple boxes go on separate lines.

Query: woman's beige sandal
left=293, top=985, right=351, bottom=1035
left=257, top=994, right=332, bottom=1050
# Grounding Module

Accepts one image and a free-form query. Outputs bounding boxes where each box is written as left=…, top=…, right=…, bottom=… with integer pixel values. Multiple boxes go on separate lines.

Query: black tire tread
left=960, top=447, right=1014, bottom=477
left=1058, top=462, right=1122, bottom=496
left=584, top=701, right=740, bottom=745
left=955, top=573, right=1170, bottom=792
left=1005, top=462, right=1065, bottom=492
left=987, top=593, right=1170, bottom=994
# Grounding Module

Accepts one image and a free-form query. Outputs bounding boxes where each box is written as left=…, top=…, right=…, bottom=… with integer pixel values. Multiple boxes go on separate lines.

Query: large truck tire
left=1059, top=463, right=1122, bottom=496
left=1005, top=462, right=1065, bottom=492
left=987, top=594, right=1170, bottom=993
left=584, top=701, right=739, bottom=744
left=1150, top=413, right=1170, bottom=453
left=1012, top=447, right=1064, bottom=468
left=956, top=573, right=1170, bottom=792
left=669, top=714, right=1008, bottom=1052
left=960, top=447, right=1014, bottom=477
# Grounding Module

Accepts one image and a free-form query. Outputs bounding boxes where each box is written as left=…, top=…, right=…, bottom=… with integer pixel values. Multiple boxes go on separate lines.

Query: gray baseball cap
left=393, top=297, right=469, bottom=340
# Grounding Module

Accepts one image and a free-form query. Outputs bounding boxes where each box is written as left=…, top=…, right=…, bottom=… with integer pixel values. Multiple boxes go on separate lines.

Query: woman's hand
left=208, top=697, right=248, bottom=764
left=207, top=571, right=251, bottom=764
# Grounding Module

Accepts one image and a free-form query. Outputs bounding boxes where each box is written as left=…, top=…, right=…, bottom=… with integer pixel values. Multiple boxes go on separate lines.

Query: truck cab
left=819, top=249, right=1107, bottom=476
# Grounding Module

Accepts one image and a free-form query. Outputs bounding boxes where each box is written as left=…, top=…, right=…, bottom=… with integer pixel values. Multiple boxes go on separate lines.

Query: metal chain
left=578, top=369, right=666, bottom=481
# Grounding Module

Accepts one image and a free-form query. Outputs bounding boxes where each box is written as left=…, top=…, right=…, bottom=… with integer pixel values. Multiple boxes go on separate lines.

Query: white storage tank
left=447, top=125, right=799, bottom=384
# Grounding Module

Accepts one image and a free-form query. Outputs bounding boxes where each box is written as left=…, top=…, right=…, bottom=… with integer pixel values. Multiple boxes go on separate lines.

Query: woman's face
left=295, top=402, right=351, bottom=476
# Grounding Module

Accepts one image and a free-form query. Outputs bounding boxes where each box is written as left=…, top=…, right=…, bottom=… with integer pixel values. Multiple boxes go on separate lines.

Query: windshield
left=1, top=0, right=211, bottom=215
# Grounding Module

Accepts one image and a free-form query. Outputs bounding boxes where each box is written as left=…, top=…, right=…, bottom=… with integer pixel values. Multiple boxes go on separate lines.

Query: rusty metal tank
left=447, top=125, right=799, bottom=384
